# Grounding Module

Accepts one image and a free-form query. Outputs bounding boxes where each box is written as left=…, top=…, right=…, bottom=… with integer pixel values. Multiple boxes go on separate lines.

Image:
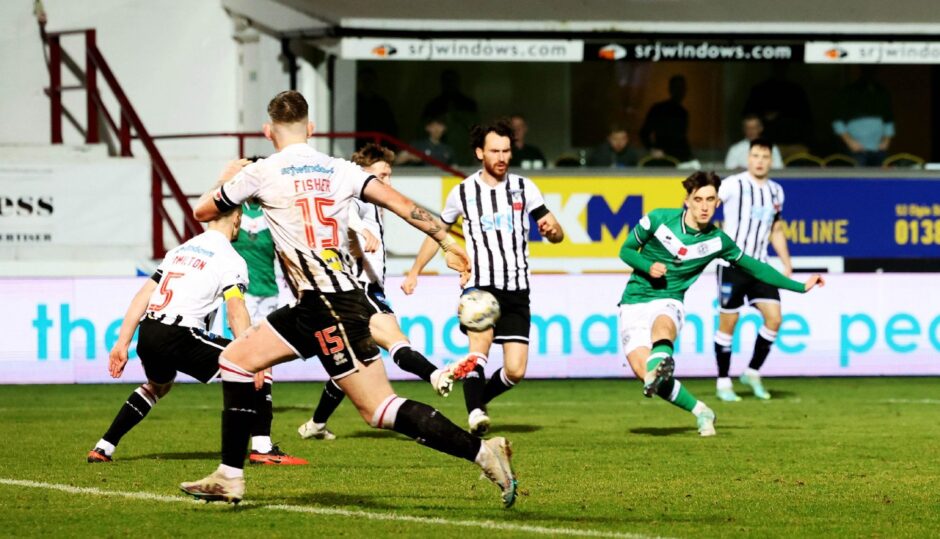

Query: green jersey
left=232, top=202, right=278, bottom=298
left=618, top=208, right=803, bottom=305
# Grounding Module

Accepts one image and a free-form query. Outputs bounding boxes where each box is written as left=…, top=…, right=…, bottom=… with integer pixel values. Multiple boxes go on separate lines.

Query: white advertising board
left=0, top=273, right=937, bottom=384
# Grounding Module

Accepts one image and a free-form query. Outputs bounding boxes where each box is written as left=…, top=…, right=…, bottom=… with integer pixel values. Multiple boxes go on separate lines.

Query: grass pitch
left=0, top=377, right=937, bottom=538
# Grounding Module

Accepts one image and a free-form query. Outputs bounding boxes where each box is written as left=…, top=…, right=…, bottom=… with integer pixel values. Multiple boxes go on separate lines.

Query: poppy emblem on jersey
left=598, top=44, right=627, bottom=61
left=678, top=247, right=688, bottom=256
left=371, top=44, right=397, bottom=57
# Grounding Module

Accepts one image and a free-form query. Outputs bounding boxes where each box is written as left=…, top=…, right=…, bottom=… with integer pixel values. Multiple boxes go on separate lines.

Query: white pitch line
left=0, top=478, right=668, bottom=539
left=878, top=398, right=940, bottom=405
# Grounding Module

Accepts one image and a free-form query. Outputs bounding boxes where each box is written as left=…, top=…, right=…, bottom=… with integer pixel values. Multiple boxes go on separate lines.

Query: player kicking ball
left=298, top=144, right=465, bottom=441
left=617, top=171, right=824, bottom=436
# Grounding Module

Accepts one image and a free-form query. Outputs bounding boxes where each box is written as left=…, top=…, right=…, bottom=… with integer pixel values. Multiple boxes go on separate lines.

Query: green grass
left=0, top=378, right=937, bottom=538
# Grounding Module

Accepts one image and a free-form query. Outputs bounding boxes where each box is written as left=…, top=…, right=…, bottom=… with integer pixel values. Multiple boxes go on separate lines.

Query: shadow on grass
left=252, top=492, right=397, bottom=510
left=492, top=424, right=543, bottom=434
left=628, top=426, right=696, bottom=436
left=273, top=405, right=315, bottom=413
left=123, top=451, right=218, bottom=461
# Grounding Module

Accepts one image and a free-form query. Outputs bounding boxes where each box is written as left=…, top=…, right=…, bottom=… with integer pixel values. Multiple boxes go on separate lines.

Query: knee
left=503, top=364, right=526, bottom=384
left=366, top=394, right=405, bottom=429
left=763, top=315, right=782, bottom=331
left=146, top=381, right=173, bottom=398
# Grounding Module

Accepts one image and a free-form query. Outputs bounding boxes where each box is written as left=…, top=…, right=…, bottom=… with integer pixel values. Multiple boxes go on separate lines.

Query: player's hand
left=361, top=229, right=380, bottom=253
left=253, top=369, right=270, bottom=391
left=459, top=271, right=471, bottom=287
left=537, top=219, right=557, bottom=239
left=218, top=158, right=250, bottom=185
left=401, top=273, right=418, bottom=295
left=108, top=344, right=129, bottom=378
left=803, top=274, right=825, bottom=292
left=783, top=264, right=793, bottom=278
left=444, top=243, right=471, bottom=274
left=649, top=262, right=668, bottom=278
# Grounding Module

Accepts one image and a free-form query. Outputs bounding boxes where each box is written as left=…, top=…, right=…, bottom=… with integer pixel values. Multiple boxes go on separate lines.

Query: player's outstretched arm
left=735, top=255, right=823, bottom=293
left=109, top=279, right=158, bottom=378
left=402, top=236, right=441, bottom=295
left=363, top=180, right=470, bottom=275
left=536, top=213, right=565, bottom=243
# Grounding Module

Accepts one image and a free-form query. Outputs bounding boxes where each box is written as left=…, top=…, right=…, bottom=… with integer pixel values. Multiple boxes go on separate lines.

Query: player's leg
left=371, top=313, right=453, bottom=396
left=715, top=266, right=745, bottom=401
left=89, top=319, right=179, bottom=462
left=337, top=358, right=517, bottom=507
left=740, top=298, right=782, bottom=400
left=180, top=319, right=301, bottom=503
left=299, top=379, right=342, bottom=440
left=88, top=380, right=172, bottom=462
left=462, top=327, right=494, bottom=434
left=481, top=289, right=530, bottom=410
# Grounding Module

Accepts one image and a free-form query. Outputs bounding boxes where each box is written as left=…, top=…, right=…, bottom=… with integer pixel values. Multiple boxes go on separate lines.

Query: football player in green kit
left=617, top=171, right=824, bottom=436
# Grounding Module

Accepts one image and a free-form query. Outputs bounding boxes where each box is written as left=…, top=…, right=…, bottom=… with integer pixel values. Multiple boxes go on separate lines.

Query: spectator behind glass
left=355, top=68, right=398, bottom=150
left=832, top=67, right=895, bottom=167
left=421, top=70, right=479, bottom=165
left=725, top=114, right=784, bottom=170
left=640, top=75, right=693, bottom=162
left=508, top=114, right=547, bottom=169
left=743, top=64, right=814, bottom=156
left=396, top=116, right=455, bottom=167
left=587, top=124, right=639, bottom=167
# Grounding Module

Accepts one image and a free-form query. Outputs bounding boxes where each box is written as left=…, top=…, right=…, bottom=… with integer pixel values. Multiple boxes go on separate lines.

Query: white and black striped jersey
left=147, top=230, right=249, bottom=330
left=213, top=143, right=374, bottom=294
left=441, top=172, right=548, bottom=291
left=719, top=171, right=785, bottom=263
left=347, top=199, right=386, bottom=288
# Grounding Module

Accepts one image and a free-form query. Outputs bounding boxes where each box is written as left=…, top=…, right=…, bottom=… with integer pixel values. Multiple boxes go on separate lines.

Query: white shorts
left=618, top=299, right=685, bottom=357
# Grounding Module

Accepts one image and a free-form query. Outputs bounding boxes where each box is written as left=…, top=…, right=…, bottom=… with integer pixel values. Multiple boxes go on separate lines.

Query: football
left=457, top=288, right=501, bottom=331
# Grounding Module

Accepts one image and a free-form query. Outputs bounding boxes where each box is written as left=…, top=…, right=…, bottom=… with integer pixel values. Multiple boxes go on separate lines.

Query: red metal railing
left=144, top=131, right=468, bottom=179
left=43, top=28, right=200, bottom=259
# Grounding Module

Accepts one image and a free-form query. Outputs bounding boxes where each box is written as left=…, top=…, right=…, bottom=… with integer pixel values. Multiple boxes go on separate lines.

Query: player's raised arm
left=108, top=277, right=158, bottom=378
left=362, top=179, right=469, bottom=275
left=733, top=254, right=824, bottom=293
left=193, top=158, right=253, bottom=222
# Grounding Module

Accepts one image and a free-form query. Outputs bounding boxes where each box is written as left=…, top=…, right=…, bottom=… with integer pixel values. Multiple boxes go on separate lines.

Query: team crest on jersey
left=332, top=352, right=347, bottom=365
left=509, top=189, right=523, bottom=210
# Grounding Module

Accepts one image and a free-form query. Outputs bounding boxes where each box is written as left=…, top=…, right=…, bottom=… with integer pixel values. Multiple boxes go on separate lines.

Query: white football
left=458, top=289, right=501, bottom=331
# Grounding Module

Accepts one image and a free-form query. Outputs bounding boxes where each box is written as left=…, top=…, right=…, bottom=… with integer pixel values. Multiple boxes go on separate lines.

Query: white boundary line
left=0, top=478, right=668, bottom=539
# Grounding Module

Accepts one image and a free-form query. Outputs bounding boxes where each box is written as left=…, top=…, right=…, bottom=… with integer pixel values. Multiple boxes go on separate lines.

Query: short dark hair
left=470, top=118, right=514, bottom=154
left=742, top=113, right=762, bottom=123
left=681, top=171, right=721, bottom=194
left=267, top=91, right=308, bottom=124
left=749, top=137, right=773, bottom=152
left=351, top=143, right=395, bottom=168
left=608, top=123, right=628, bottom=135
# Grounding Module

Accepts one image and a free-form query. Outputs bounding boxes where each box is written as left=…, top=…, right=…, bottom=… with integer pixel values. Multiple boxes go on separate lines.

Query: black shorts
left=717, top=265, right=781, bottom=313
left=362, top=283, right=394, bottom=316
left=461, top=286, right=531, bottom=345
left=136, top=318, right=228, bottom=384
left=265, top=290, right=381, bottom=380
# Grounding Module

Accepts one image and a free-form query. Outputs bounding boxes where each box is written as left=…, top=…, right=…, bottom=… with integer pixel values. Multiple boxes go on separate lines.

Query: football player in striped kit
left=86, top=203, right=295, bottom=462
left=298, top=143, right=463, bottom=441
left=714, top=138, right=792, bottom=401
left=181, top=92, right=518, bottom=507
left=403, top=119, right=564, bottom=436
